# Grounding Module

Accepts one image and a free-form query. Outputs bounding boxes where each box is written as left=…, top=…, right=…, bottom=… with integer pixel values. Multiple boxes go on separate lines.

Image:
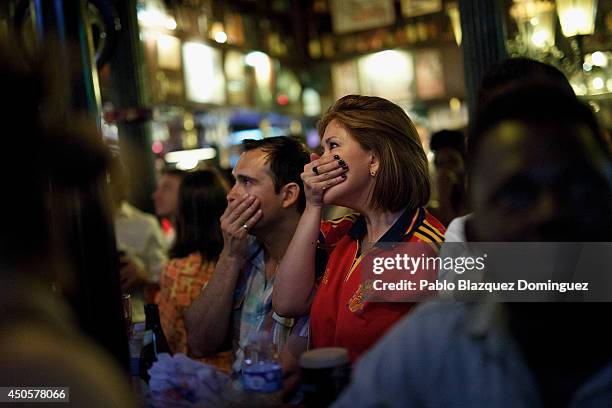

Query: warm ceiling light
left=137, top=9, right=176, bottom=31
left=445, top=2, right=462, bottom=46
left=510, top=0, right=556, bottom=48
left=164, top=148, right=217, bottom=164
left=556, top=0, right=597, bottom=37
left=245, top=51, right=269, bottom=68
left=210, top=22, right=227, bottom=44
left=590, top=51, right=608, bottom=67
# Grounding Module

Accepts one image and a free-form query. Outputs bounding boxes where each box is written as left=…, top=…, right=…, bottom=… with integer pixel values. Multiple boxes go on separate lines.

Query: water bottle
left=241, top=332, right=283, bottom=405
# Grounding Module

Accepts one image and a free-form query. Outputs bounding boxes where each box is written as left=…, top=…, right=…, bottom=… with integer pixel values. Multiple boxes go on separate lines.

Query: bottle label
left=142, top=330, right=157, bottom=356
left=243, top=362, right=282, bottom=393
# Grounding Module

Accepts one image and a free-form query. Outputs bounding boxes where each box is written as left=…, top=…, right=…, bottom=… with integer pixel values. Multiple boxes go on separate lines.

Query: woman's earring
left=370, top=170, right=376, bottom=177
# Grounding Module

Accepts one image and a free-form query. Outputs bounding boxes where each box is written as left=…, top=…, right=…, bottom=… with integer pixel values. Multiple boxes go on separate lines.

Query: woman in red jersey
left=273, top=95, right=445, bottom=362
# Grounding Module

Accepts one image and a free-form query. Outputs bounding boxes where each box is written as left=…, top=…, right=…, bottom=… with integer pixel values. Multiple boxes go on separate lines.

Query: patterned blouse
left=157, top=252, right=232, bottom=372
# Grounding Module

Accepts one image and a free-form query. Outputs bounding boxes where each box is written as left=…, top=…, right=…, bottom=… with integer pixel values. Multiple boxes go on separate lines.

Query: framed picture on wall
left=330, top=0, right=395, bottom=34
left=400, top=0, right=442, bottom=18
left=415, top=49, right=445, bottom=100
left=332, top=59, right=361, bottom=100
left=357, top=49, right=415, bottom=102
left=183, top=42, right=226, bottom=105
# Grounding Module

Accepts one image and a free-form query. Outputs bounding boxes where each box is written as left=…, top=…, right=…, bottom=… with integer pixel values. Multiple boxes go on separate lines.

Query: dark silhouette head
left=430, top=129, right=466, bottom=172
left=0, top=43, right=109, bottom=272
left=478, top=57, right=574, bottom=111
left=470, top=81, right=612, bottom=241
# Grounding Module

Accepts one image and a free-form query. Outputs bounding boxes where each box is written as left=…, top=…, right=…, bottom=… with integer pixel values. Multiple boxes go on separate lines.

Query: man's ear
left=280, top=182, right=300, bottom=209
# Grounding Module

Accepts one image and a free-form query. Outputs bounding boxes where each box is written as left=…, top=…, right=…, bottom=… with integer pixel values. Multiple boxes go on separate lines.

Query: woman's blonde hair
left=318, top=95, right=430, bottom=212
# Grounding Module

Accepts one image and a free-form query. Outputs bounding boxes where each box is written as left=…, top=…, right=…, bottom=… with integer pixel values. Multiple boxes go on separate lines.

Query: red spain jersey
left=311, top=207, right=446, bottom=362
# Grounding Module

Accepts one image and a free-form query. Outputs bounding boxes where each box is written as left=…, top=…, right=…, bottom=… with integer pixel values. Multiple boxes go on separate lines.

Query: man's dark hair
left=242, top=136, right=309, bottom=212
left=471, top=81, right=607, bottom=172
left=477, top=57, right=574, bottom=111
left=170, top=169, right=227, bottom=260
left=430, top=130, right=466, bottom=158
left=473, top=58, right=610, bottom=159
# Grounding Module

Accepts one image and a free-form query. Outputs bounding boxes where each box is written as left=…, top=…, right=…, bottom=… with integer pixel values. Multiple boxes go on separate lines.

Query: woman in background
left=157, top=169, right=232, bottom=371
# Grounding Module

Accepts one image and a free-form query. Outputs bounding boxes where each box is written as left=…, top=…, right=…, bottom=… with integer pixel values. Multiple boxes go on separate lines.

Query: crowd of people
left=2, top=33, right=612, bottom=407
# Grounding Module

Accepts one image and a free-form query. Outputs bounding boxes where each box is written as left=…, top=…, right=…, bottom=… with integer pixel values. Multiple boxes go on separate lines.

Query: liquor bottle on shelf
left=139, top=303, right=171, bottom=383
left=416, top=21, right=429, bottom=42
left=406, top=24, right=417, bottom=44
left=313, top=0, right=328, bottom=13
left=322, top=34, right=336, bottom=59
left=308, top=28, right=323, bottom=59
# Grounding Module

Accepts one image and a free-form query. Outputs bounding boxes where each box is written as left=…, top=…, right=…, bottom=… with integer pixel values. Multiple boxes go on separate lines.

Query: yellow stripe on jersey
left=402, top=210, right=420, bottom=236
left=327, top=213, right=359, bottom=226
left=413, top=231, right=435, bottom=243
left=421, top=221, right=445, bottom=241
left=416, top=227, right=442, bottom=242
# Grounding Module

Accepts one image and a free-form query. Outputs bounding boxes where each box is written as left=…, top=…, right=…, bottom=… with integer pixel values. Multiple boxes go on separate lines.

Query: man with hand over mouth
left=186, top=136, right=311, bottom=396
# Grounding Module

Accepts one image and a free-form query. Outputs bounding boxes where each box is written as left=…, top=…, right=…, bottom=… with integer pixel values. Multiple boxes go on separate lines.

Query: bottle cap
left=300, top=347, right=349, bottom=369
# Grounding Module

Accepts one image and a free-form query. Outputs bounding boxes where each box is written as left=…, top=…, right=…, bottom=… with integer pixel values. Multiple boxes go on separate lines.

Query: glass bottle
left=139, top=303, right=171, bottom=383
left=300, top=347, right=351, bottom=407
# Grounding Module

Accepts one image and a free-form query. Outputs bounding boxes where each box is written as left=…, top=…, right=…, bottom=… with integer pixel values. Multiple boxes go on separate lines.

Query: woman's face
left=320, top=119, right=377, bottom=210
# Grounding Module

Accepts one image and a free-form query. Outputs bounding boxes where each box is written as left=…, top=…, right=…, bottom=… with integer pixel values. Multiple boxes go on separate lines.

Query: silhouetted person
left=447, top=57, right=583, bottom=241
left=428, top=129, right=467, bottom=226
left=0, top=44, right=133, bottom=405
